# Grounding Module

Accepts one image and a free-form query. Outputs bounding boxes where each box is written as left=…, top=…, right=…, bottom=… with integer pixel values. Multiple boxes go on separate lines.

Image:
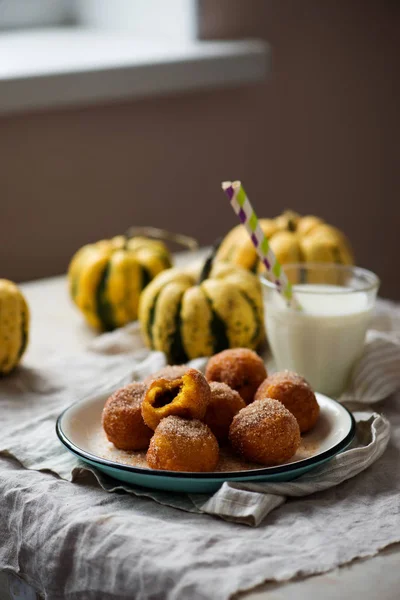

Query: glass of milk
left=262, top=264, right=380, bottom=397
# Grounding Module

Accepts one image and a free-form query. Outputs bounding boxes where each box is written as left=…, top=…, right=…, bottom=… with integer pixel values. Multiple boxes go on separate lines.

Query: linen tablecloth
left=0, top=299, right=399, bottom=599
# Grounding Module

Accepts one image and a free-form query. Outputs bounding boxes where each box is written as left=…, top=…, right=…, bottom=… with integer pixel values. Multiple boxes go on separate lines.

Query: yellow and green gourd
left=68, top=235, right=172, bottom=331
left=0, top=279, right=29, bottom=375
left=138, top=252, right=265, bottom=364
left=216, top=210, right=354, bottom=275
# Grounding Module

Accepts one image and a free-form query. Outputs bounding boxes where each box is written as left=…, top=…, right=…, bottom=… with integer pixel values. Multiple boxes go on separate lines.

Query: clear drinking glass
left=261, top=264, right=380, bottom=397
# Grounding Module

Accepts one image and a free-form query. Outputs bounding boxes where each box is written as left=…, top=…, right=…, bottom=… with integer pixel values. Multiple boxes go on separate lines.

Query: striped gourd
left=216, top=211, right=354, bottom=277
left=138, top=260, right=265, bottom=364
left=68, top=236, right=172, bottom=331
left=0, top=279, right=29, bottom=375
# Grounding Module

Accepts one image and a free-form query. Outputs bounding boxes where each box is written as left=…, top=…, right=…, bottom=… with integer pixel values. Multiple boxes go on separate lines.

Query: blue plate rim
left=55, top=395, right=356, bottom=480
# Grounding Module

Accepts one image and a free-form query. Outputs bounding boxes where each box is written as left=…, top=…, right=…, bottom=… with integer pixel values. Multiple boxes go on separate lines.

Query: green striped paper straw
left=222, top=180, right=302, bottom=310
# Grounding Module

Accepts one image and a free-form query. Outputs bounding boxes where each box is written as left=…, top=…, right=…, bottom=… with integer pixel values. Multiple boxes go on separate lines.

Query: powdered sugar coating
left=156, top=415, right=211, bottom=439
left=209, top=381, right=240, bottom=399
left=105, top=382, right=147, bottom=409
left=258, top=370, right=310, bottom=389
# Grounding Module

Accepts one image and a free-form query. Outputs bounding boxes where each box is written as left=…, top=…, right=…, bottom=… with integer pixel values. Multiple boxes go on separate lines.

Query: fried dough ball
left=141, top=368, right=211, bottom=431
left=102, top=383, right=153, bottom=450
left=146, top=416, right=219, bottom=472
left=205, top=348, right=267, bottom=404
left=255, top=371, right=319, bottom=433
left=229, top=399, right=300, bottom=466
left=143, top=364, right=190, bottom=385
left=203, top=382, right=246, bottom=443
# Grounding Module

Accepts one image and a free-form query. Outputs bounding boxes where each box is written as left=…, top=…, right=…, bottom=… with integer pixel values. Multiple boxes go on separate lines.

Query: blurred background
left=0, top=0, right=398, bottom=297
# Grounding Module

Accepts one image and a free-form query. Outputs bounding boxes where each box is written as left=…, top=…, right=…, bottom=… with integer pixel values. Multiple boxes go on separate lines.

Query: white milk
left=265, top=285, right=373, bottom=397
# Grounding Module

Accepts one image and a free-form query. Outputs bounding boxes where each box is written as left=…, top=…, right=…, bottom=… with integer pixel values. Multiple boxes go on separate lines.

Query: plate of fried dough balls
left=56, top=348, right=356, bottom=493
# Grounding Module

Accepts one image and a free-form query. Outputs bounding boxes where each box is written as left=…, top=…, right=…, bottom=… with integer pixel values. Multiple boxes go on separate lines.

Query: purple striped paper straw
left=222, top=180, right=302, bottom=310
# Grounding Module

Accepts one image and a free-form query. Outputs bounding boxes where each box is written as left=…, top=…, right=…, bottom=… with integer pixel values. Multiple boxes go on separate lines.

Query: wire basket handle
left=125, top=226, right=199, bottom=252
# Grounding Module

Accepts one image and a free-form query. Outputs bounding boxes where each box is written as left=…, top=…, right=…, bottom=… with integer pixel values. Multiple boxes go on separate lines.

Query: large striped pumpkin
left=0, top=279, right=29, bottom=375
left=68, top=236, right=172, bottom=331
left=138, top=260, right=265, bottom=364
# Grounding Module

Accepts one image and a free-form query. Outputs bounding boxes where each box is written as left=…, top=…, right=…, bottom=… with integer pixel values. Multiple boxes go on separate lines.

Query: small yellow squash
left=68, top=235, right=172, bottom=331
left=216, top=211, right=354, bottom=275
left=0, top=279, right=29, bottom=375
left=138, top=258, right=265, bottom=364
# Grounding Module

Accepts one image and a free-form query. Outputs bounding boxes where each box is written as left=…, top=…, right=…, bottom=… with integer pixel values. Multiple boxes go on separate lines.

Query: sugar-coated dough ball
left=255, top=371, right=319, bottom=433
left=204, top=382, right=246, bottom=443
left=146, top=416, right=219, bottom=472
left=205, top=348, right=267, bottom=404
left=229, top=398, right=300, bottom=465
left=141, top=368, right=211, bottom=431
left=102, top=383, right=153, bottom=450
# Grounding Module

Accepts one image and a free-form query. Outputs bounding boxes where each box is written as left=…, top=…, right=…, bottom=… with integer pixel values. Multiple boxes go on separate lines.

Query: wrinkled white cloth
left=0, top=299, right=399, bottom=600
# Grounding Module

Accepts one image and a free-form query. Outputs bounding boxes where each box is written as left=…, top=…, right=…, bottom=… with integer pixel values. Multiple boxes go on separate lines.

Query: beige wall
left=1, top=0, right=398, bottom=297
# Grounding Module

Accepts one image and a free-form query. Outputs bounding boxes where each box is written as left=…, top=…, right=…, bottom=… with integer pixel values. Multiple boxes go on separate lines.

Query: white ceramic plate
left=56, top=392, right=355, bottom=493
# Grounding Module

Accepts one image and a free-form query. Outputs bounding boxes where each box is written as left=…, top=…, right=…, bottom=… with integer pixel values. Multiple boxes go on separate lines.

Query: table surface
left=2, top=274, right=399, bottom=600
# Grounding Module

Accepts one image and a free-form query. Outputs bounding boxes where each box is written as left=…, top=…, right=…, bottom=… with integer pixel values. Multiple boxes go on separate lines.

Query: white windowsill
left=0, top=28, right=270, bottom=114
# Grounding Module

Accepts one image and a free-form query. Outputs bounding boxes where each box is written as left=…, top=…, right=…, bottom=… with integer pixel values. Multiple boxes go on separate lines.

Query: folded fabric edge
left=194, top=488, right=285, bottom=527
left=191, top=412, right=390, bottom=526
left=72, top=463, right=201, bottom=515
